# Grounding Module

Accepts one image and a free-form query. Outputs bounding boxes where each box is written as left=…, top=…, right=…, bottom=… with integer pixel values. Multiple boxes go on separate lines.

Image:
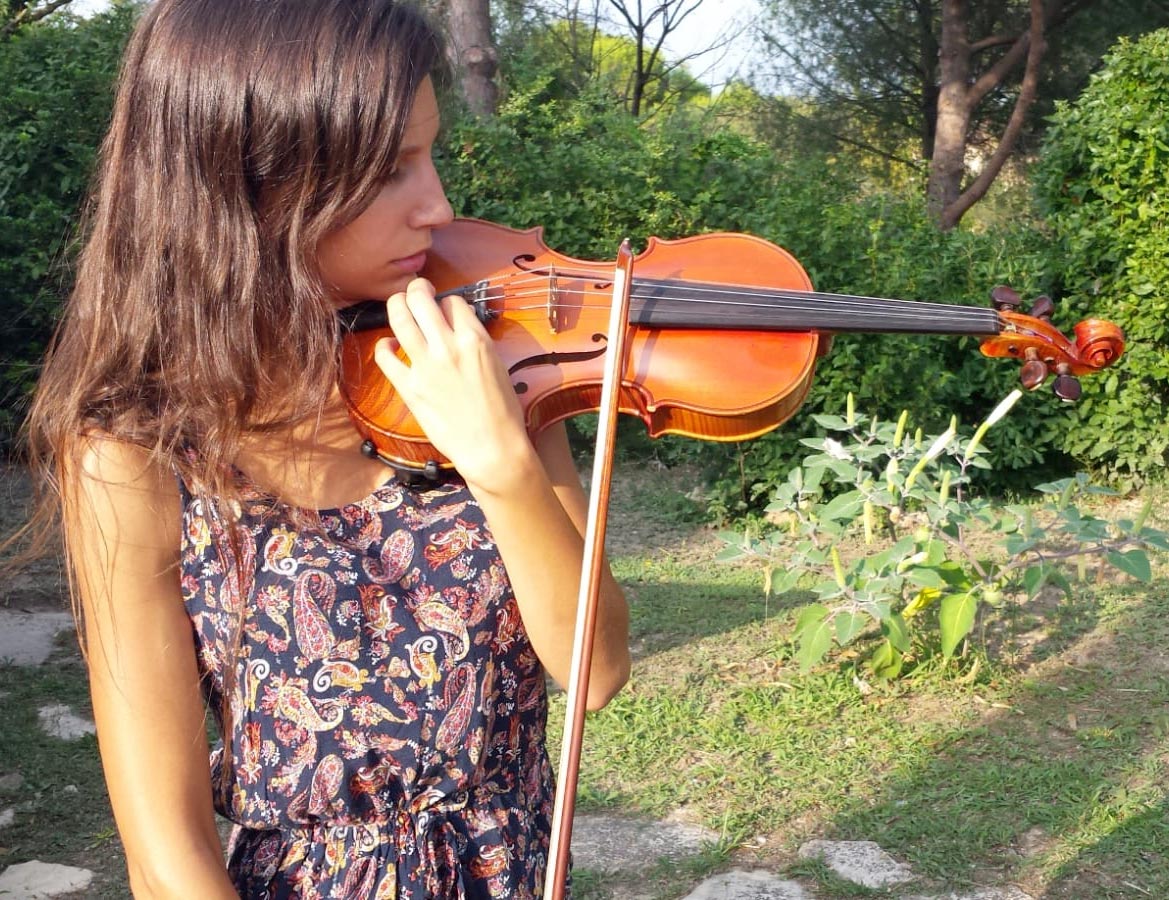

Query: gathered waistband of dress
left=234, top=788, right=476, bottom=837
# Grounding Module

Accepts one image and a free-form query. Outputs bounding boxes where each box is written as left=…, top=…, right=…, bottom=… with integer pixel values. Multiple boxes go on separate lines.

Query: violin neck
left=630, top=278, right=1003, bottom=337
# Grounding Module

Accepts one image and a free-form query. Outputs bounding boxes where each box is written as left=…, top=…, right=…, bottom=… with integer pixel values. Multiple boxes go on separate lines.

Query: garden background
left=3, top=1, right=1169, bottom=896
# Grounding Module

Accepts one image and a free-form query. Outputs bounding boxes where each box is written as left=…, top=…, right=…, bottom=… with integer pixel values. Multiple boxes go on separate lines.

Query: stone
left=0, top=807, right=14, bottom=828
left=680, top=869, right=812, bottom=899
left=0, top=773, right=23, bottom=795
left=0, top=860, right=94, bottom=897
left=0, top=611, right=74, bottom=666
left=903, top=890, right=1035, bottom=900
left=571, top=812, right=718, bottom=874
left=37, top=704, right=95, bottom=741
left=797, top=839, right=915, bottom=889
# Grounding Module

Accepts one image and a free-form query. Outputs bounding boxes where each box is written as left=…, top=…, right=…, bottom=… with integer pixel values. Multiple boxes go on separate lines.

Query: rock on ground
left=0, top=860, right=94, bottom=898
left=37, top=703, right=96, bottom=741
left=798, top=839, right=916, bottom=889
left=0, top=610, right=73, bottom=666
left=680, top=869, right=812, bottom=899
left=571, top=812, right=718, bottom=873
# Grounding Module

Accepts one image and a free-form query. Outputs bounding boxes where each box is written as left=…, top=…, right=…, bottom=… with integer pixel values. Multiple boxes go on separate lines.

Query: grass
left=0, top=633, right=126, bottom=897
left=2, top=463, right=1168, bottom=898
left=556, top=465, right=1169, bottom=898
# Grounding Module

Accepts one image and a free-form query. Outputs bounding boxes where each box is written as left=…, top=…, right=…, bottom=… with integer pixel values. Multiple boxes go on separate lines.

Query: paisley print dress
left=179, top=470, right=559, bottom=898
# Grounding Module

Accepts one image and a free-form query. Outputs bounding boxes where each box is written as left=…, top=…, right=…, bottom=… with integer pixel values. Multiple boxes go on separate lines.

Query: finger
left=401, top=278, right=456, bottom=351
left=372, top=336, right=411, bottom=389
left=384, top=289, right=426, bottom=358
left=440, top=292, right=489, bottom=338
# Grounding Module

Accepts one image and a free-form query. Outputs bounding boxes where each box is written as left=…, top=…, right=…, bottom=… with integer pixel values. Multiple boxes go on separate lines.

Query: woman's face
left=318, top=77, right=454, bottom=306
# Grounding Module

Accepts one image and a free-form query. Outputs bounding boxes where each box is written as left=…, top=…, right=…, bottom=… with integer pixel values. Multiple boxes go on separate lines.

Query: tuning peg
left=1029, top=294, right=1054, bottom=322
left=991, top=285, right=1022, bottom=311
left=1020, top=348, right=1048, bottom=390
left=1052, top=363, right=1082, bottom=402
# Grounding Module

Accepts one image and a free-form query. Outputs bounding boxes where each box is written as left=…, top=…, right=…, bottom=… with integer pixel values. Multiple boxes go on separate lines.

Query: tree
left=604, top=0, right=703, bottom=115
left=756, top=0, right=1169, bottom=229
left=514, top=0, right=737, bottom=116
left=1, top=0, right=73, bottom=40
left=444, top=0, right=499, bottom=116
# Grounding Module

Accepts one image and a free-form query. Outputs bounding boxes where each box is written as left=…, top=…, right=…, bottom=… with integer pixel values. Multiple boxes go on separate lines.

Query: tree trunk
left=928, top=0, right=1053, bottom=229
left=445, top=0, right=499, bottom=118
left=927, top=0, right=972, bottom=223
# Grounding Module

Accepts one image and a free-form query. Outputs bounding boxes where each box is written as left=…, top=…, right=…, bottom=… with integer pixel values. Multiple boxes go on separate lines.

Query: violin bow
left=544, top=239, right=636, bottom=899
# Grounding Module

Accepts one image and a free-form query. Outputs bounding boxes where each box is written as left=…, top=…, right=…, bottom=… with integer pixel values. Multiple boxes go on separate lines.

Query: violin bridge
left=547, top=269, right=561, bottom=333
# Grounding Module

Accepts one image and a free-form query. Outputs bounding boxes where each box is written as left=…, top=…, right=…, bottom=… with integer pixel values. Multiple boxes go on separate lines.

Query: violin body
left=339, top=218, right=1125, bottom=474
left=341, top=219, right=828, bottom=471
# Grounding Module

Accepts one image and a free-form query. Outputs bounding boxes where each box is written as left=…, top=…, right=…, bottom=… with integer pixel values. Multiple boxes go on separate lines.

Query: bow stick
left=544, top=239, right=636, bottom=898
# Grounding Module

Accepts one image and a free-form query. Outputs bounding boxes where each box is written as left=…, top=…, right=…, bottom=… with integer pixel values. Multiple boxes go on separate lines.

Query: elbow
left=125, top=847, right=232, bottom=899
left=128, top=863, right=184, bottom=899
left=585, top=649, right=631, bottom=711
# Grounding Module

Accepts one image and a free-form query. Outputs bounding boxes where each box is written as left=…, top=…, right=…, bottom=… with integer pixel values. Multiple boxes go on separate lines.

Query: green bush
left=0, top=3, right=137, bottom=444
left=1035, top=28, right=1169, bottom=485
left=0, top=9, right=1119, bottom=499
left=437, top=90, right=1087, bottom=513
left=718, top=395, right=1166, bottom=679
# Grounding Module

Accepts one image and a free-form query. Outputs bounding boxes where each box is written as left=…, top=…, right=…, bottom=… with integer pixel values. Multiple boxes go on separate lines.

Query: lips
left=390, top=251, right=428, bottom=274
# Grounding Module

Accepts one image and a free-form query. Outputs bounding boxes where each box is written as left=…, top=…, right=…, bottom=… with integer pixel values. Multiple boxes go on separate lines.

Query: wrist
left=459, top=433, right=545, bottom=501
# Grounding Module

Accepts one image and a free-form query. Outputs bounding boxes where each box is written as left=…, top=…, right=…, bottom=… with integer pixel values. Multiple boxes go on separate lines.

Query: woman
left=23, top=0, right=630, bottom=896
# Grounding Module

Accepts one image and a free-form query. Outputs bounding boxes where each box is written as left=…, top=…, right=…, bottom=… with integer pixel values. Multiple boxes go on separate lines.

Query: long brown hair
left=17, top=0, right=446, bottom=803
left=24, top=0, right=444, bottom=540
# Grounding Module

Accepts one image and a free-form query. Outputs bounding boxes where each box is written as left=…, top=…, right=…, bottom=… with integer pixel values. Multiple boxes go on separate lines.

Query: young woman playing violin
left=23, top=0, right=629, bottom=896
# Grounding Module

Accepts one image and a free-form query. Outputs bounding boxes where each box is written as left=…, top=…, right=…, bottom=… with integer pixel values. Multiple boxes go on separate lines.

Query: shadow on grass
left=621, top=573, right=814, bottom=659
left=806, top=578, right=1169, bottom=898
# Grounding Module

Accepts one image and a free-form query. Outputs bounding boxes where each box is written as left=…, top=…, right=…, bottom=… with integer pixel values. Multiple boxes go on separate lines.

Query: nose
left=412, top=159, right=454, bottom=231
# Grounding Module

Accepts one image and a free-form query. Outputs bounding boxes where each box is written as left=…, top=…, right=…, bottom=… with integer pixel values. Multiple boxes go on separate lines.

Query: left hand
left=372, top=277, right=535, bottom=494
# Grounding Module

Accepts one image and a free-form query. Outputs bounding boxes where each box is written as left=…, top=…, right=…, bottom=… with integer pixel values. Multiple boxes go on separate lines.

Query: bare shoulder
left=67, top=434, right=181, bottom=555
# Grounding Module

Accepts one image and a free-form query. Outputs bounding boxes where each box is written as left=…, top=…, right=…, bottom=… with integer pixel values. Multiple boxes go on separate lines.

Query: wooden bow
left=543, top=239, right=635, bottom=898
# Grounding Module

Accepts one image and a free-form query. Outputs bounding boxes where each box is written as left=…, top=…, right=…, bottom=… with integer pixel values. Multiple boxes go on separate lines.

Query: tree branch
left=1, top=0, right=73, bottom=40
left=941, top=0, right=1046, bottom=229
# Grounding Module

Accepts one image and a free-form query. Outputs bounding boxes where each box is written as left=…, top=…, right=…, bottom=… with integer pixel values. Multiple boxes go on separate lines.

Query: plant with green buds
left=717, top=393, right=1168, bottom=680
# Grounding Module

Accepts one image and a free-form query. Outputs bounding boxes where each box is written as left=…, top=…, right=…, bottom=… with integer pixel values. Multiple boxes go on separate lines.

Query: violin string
left=452, top=274, right=1000, bottom=329
left=465, top=271, right=996, bottom=319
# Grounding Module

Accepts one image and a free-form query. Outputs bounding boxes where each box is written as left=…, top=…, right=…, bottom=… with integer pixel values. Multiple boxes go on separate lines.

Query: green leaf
left=794, top=603, right=829, bottom=633
left=796, top=614, right=834, bottom=673
left=714, top=545, right=750, bottom=562
left=1047, top=569, right=1074, bottom=598
left=1022, top=565, right=1048, bottom=598
left=939, top=591, right=978, bottom=660
left=881, top=612, right=911, bottom=653
left=835, top=611, right=868, bottom=646
left=771, top=568, right=803, bottom=594
left=810, top=414, right=852, bottom=431
left=904, top=567, right=947, bottom=589
left=868, top=639, right=904, bottom=679
left=819, top=490, right=863, bottom=522
left=1106, top=550, right=1153, bottom=582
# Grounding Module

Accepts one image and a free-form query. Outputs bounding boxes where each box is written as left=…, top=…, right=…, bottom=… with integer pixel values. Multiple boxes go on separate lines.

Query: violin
left=338, top=216, right=1125, bottom=899
left=338, top=218, right=1125, bottom=476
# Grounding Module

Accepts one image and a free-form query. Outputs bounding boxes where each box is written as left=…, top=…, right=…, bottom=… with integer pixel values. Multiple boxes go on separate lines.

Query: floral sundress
left=179, top=470, right=558, bottom=898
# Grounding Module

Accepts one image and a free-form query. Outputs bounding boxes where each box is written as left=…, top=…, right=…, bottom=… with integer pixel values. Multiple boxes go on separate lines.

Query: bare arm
left=373, top=280, right=631, bottom=709
left=66, top=439, right=237, bottom=898
left=474, top=421, right=630, bottom=710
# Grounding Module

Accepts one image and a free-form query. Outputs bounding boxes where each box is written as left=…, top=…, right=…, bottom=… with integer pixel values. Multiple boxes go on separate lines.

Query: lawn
left=1, top=462, right=1166, bottom=898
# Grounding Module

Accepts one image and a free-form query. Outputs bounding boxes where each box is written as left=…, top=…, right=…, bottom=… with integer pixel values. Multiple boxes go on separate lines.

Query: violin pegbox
left=983, top=284, right=1125, bottom=401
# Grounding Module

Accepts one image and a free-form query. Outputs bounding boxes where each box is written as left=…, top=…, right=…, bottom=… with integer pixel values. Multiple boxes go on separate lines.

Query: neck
left=627, top=277, right=1003, bottom=336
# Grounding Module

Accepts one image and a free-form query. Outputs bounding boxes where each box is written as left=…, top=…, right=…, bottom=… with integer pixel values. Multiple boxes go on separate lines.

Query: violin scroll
left=980, top=286, right=1125, bottom=401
